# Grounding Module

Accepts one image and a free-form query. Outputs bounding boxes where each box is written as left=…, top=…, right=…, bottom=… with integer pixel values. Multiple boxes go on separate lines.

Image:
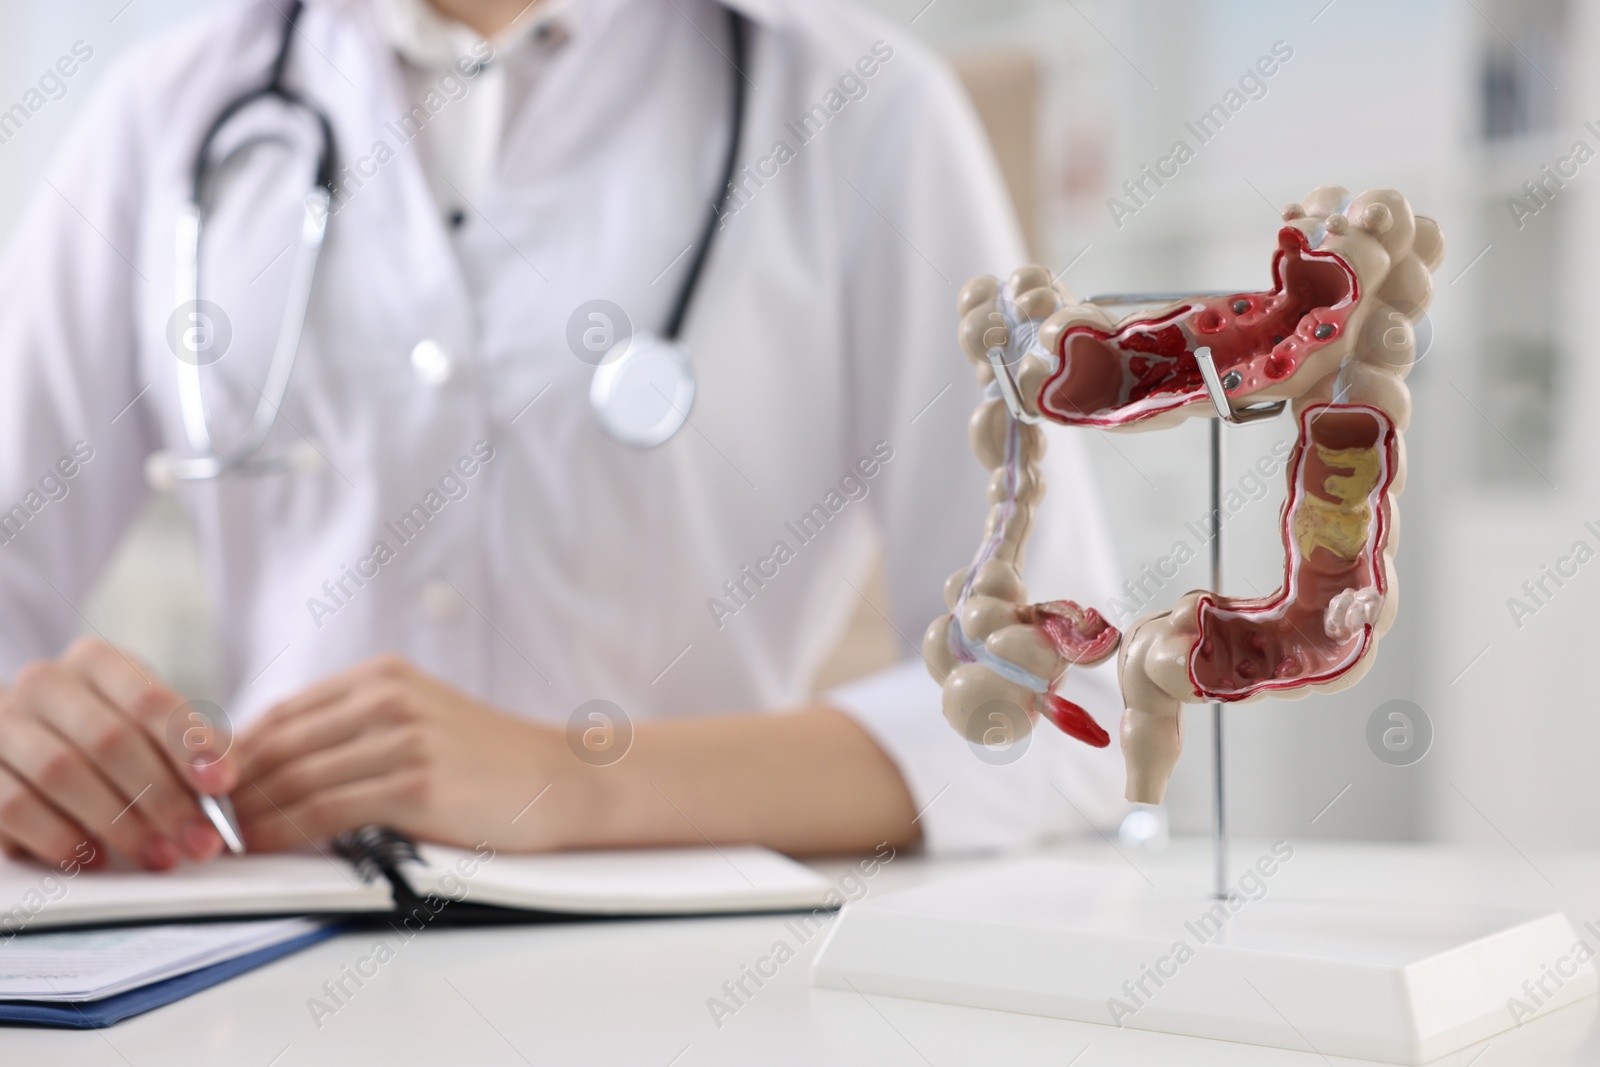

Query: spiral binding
left=330, top=825, right=421, bottom=884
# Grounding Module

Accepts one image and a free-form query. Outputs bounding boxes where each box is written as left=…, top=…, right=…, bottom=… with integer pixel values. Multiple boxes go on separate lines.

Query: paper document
left=0, top=917, right=327, bottom=1002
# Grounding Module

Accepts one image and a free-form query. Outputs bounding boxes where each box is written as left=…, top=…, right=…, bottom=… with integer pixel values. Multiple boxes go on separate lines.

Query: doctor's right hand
left=0, top=638, right=235, bottom=870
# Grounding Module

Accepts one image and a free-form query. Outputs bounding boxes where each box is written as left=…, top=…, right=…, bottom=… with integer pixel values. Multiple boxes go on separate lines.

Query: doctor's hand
left=232, top=654, right=922, bottom=858
left=0, top=638, right=235, bottom=871
left=233, top=656, right=571, bottom=853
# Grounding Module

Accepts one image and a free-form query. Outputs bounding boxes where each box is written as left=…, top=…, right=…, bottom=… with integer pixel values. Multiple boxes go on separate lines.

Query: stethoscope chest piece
left=589, top=331, right=696, bottom=449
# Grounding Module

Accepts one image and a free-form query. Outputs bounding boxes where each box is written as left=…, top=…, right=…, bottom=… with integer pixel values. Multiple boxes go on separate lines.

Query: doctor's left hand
left=233, top=656, right=577, bottom=852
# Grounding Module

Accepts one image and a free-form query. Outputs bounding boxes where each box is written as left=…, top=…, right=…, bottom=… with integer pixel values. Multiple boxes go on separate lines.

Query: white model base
left=810, top=857, right=1596, bottom=1064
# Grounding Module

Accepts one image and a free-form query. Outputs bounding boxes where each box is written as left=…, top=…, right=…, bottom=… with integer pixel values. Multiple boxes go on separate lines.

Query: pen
left=198, top=794, right=246, bottom=854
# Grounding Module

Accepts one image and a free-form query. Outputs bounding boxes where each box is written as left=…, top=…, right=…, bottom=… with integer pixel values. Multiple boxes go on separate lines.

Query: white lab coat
left=0, top=0, right=1129, bottom=852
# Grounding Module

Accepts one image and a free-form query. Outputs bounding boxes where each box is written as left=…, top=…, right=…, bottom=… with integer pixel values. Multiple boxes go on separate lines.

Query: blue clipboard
left=0, top=923, right=344, bottom=1029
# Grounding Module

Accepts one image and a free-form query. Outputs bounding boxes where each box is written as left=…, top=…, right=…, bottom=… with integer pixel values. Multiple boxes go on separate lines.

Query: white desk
left=3, top=840, right=1597, bottom=1066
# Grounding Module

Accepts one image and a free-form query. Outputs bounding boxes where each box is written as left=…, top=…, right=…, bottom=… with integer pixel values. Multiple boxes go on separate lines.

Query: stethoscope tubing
left=661, top=6, right=748, bottom=344
left=157, top=0, right=335, bottom=484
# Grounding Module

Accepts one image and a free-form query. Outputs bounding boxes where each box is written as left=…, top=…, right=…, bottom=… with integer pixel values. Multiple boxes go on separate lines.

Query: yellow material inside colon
left=1293, top=444, right=1381, bottom=561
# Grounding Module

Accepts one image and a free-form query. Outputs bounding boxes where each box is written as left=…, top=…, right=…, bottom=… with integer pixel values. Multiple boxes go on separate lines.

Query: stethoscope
left=147, top=0, right=749, bottom=488
left=592, top=4, right=747, bottom=446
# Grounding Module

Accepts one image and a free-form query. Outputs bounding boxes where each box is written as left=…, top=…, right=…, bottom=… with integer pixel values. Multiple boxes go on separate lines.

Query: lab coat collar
left=370, top=0, right=497, bottom=68
left=714, top=0, right=788, bottom=27
left=568, top=0, right=793, bottom=45
left=562, top=0, right=792, bottom=50
left=305, top=0, right=789, bottom=33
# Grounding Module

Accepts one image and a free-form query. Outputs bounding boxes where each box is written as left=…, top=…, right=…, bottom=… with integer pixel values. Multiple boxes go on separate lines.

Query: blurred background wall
left=1, top=0, right=1590, bottom=850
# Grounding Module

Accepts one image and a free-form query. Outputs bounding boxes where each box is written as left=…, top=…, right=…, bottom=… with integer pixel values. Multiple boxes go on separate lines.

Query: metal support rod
left=1191, top=344, right=1276, bottom=901
left=1209, top=415, right=1228, bottom=901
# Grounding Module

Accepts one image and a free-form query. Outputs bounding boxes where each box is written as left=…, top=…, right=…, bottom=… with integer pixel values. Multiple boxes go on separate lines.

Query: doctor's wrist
left=530, top=723, right=692, bottom=851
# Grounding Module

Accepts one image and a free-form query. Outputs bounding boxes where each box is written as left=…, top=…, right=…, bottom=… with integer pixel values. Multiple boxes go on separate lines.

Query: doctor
left=0, top=0, right=1124, bottom=871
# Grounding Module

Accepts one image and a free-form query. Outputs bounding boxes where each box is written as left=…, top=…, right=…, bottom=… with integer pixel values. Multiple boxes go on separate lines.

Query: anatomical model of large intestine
left=923, top=187, right=1444, bottom=804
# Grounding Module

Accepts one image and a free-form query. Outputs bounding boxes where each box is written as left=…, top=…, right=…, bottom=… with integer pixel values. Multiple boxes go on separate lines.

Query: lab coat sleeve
left=0, top=55, right=158, bottom=678
left=826, top=34, right=1130, bottom=853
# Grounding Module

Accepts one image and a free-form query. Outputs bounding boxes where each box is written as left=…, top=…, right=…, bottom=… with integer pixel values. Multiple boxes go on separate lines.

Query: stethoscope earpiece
left=144, top=452, right=180, bottom=494
left=289, top=439, right=325, bottom=473
left=144, top=435, right=324, bottom=491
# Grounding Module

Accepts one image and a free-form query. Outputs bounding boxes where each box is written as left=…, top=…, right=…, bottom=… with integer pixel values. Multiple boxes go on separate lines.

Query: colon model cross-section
left=922, top=186, right=1445, bottom=804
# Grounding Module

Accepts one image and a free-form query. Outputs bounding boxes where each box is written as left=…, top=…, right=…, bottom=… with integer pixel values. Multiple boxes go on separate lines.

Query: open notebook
left=0, top=827, right=833, bottom=932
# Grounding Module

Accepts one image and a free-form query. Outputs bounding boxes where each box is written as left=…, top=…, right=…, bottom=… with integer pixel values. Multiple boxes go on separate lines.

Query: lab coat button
left=411, top=340, right=455, bottom=386
left=421, top=579, right=461, bottom=621
left=534, top=20, right=570, bottom=47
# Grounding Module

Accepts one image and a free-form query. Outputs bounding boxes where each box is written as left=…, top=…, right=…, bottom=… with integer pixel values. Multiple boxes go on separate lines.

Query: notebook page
left=401, top=844, right=832, bottom=915
left=0, top=918, right=325, bottom=1001
left=0, top=853, right=392, bottom=932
